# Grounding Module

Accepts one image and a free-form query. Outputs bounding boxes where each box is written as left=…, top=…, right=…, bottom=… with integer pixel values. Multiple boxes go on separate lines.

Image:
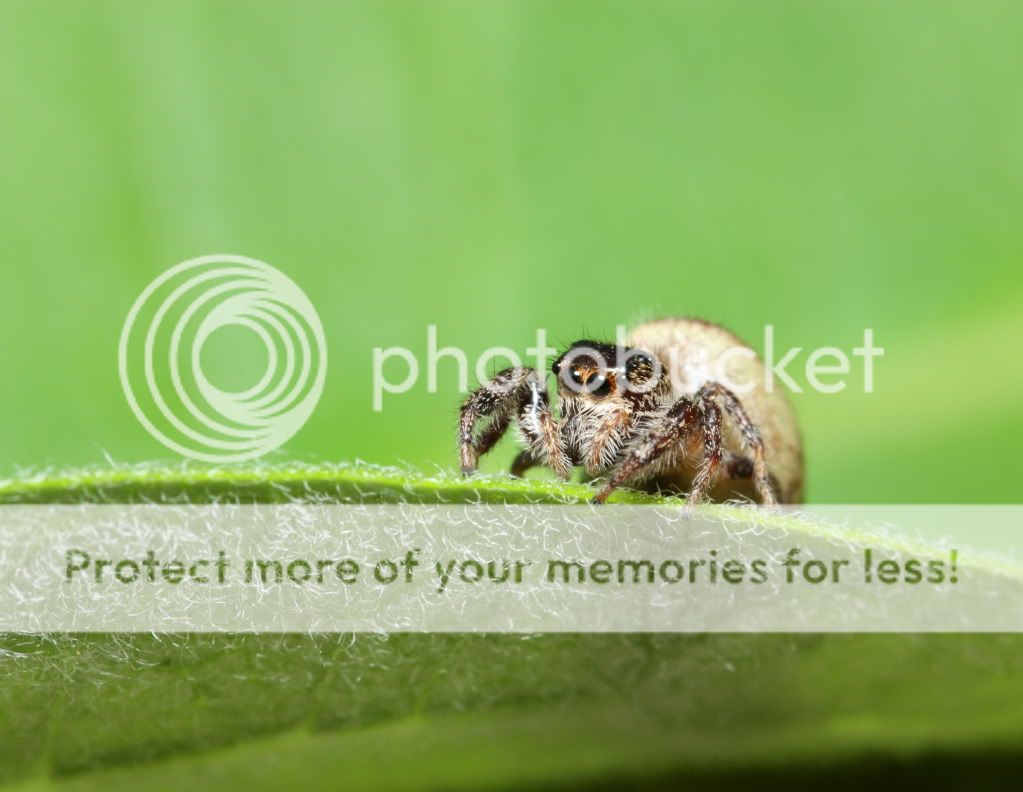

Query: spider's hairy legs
left=510, top=449, right=539, bottom=478
left=685, top=395, right=723, bottom=506
left=592, top=381, right=777, bottom=506
left=592, top=396, right=702, bottom=504
left=583, top=408, right=632, bottom=477
left=698, top=382, right=776, bottom=506
left=458, top=367, right=572, bottom=480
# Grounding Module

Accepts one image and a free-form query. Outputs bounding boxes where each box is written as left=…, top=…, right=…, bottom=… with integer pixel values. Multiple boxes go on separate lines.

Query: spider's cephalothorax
left=458, top=318, right=804, bottom=505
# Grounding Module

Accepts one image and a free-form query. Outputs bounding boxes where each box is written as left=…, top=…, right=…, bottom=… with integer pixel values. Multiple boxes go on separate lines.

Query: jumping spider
left=458, top=318, right=803, bottom=505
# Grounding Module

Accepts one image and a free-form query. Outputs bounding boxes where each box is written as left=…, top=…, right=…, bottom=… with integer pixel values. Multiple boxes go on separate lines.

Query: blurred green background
left=0, top=0, right=1021, bottom=503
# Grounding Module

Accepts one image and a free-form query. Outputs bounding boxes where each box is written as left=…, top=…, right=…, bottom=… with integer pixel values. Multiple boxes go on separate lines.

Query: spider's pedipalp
left=583, top=408, right=631, bottom=476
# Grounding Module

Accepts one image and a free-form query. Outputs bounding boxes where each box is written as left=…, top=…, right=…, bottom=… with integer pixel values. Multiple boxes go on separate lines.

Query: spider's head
left=551, top=340, right=666, bottom=408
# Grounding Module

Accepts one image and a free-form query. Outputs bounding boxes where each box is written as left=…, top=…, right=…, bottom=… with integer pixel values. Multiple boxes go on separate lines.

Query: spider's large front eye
left=568, top=368, right=612, bottom=397
left=588, top=374, right=612, bottom=398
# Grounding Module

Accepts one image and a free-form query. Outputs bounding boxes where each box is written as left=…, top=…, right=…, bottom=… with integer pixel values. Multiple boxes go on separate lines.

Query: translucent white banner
left=1, top=504, right=1020, bottom=632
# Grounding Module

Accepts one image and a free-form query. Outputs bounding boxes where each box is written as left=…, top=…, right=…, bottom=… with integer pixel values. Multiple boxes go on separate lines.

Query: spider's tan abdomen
left=627, top=318, right=804, bottom=503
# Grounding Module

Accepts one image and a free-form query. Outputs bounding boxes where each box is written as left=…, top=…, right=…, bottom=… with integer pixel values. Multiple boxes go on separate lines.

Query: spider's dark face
left=551, top=340, right=665, bottom=406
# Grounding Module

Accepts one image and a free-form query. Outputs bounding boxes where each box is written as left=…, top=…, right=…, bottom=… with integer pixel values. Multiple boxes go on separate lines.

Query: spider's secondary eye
left=622, top=352, right=659, bottom=394
left=625, top=353, right=653, bottom=376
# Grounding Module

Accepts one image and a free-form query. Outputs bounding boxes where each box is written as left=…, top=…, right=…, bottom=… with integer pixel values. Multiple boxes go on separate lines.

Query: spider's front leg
left=459, top=367, right=532, bottom=475
left=458, top=367, right=571, bottom=480
left=592, top=381, right=776, bottom=506
left=592, top=397, right=702, bottom=504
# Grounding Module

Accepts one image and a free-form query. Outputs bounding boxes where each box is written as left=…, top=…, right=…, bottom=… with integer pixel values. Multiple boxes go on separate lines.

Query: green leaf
left=0, top=463, right=666, bottom=506
left=1, top=465, right=1021, bottom=789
